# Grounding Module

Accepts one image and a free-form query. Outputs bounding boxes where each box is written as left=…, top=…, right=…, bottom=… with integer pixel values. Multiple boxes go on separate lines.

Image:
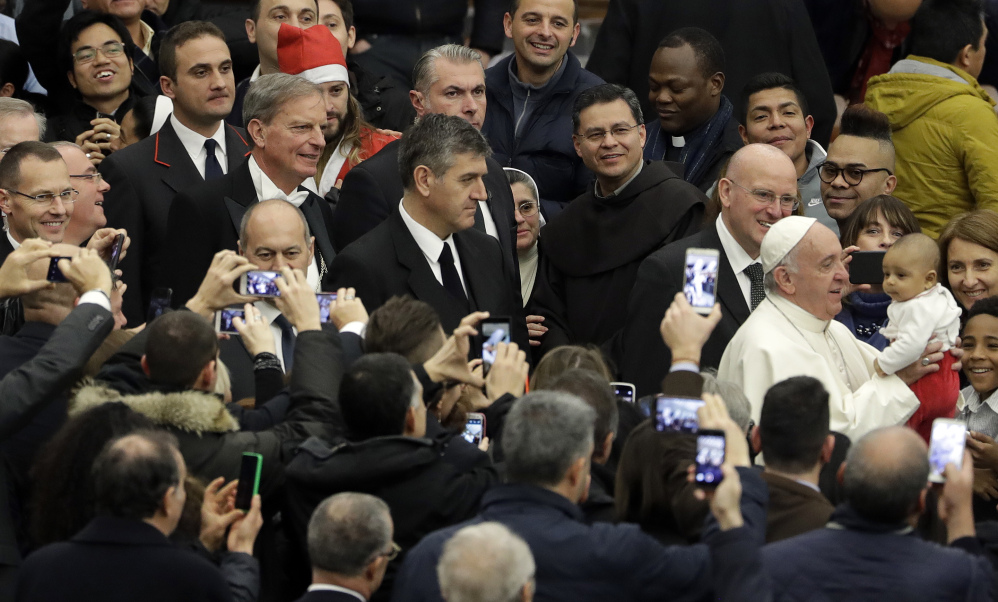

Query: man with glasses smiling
left=56, top=142, right=112, bottom=247
left=529, top=84, right=706, bottom=355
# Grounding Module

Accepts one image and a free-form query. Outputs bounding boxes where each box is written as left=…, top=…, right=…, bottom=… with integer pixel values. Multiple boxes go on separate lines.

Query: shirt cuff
left=670, top=361, right=699, bottom=373
left=339, top=321, right=366, bottom=338
left=79, top=290, right=112, bottom=312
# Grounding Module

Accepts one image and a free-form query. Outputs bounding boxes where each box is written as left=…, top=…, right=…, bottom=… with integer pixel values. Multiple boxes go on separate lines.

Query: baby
left=874, top=233, right=962, bottom=443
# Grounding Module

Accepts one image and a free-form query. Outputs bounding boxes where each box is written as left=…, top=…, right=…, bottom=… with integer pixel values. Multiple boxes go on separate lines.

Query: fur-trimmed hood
left=71, top=379, right=240, bottom=434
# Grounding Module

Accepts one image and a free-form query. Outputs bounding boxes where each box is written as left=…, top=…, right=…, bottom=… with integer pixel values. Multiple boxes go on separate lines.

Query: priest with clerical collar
left=718, top=216, right=955, bottom=442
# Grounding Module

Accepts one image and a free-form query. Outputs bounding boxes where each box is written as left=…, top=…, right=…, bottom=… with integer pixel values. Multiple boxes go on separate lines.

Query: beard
left=322, top=112, right=344, bottom=144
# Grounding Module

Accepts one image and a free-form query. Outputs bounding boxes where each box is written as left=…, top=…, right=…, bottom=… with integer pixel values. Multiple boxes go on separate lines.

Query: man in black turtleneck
left=529, top=84, right=707, bottom=356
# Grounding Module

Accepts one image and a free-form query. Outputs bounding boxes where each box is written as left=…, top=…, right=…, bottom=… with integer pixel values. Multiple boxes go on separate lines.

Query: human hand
left=478, top=436, right=490, bottom=452
left=328, top=287, right=368, bottom=329
left=423, top=311, right=488, bottom=388
left=973, top=468, right=998, bottom=500
left=661, top=293, right=722, bottom=364
left=351, top=38, right=372, bottom=54
left=895, top=341, right=946, bottom=385
left=840, top=245, right=873, bottom=297
left=696, top=392, right=750, bottom=467
left=88, top=118, right=121, bottom=153
left=937, top=450, right=976, bottom=543
left=374, top=128, right=402, bottom=139
left=227, top=494, right=264, bottom=555
left=485, top=342, right=529, bottom=401
left=59, top=248, right=113, bottom=296
left=950, top=338, right=963, bottom=372
left=80, top=140, right=105, bottom=166
left=526, top=315, right=546, bottom=347
left=86, top=228, right=130, bottom=263
left=0, top=239, right=59, bottom=297
left=967, top=431, right=998, bottom=470
left=199, top=477, right=242, bottom=553
left=185, top=251, right=259, bottom=318
left=273, top=267, right=321, bottom=332
left=232, top=303, right=276, bottom=356
left=110, top=279, right=127, bottom=329
left=691, top=463, right=744, bottom=531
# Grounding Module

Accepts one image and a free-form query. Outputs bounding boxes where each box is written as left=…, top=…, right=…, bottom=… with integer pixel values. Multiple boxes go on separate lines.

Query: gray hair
left=700, top=371, right=752, bottom=433
left=398, top=113, right=491, bottom=192
left=243, top=73, right=321, bottom=130
left=502, top=391, right=596, bottom=487
left=0, top=97, right=45, bottom=140
left=238, top=199, right=312, bottom=250
left=438, top=522, right=535, bottom=602
left=50, top=141, right=84, bottom=153
left=412, top=44, right=484, bottom=97
left=307, top=492, right=393, bottom=576
left=763, top=241, right=802, bottom=294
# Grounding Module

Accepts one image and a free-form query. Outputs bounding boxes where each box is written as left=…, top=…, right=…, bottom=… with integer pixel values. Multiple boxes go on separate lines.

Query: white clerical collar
left=715, top=217, right=757, bottom=276
left=399, top=199, right=456, bottom=266
left=767, top=293, right=829, bottom=332
left=248, top=156, right=314, bottom=207
left=306, top=584, right=365, bottom=601
left=672, top=135, right=685, bottom=147
left=170, top=114, right=227, bottom=174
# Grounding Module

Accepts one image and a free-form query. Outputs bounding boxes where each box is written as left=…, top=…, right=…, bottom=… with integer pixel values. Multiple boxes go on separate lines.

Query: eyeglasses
left=516, top=200, right=539, bottom=217
left=577, top=123, right=640, bottom=143
left=380, top=542, right=401, bottom=562
left=72, top=41, right=125, bottom=65
left=6, top=189, right=79, bottom=206
left=70, top=173, right=103, bottom=185
left=725, top=179, right=799, bottom=211
left=817, top=162, right=893, bottom=186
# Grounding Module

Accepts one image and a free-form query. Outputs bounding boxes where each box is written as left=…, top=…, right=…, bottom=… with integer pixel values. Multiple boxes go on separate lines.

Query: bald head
left=844, top=427, right=929, bottom=523
left=727, top=142, right=798, bottom=183
left=238, top=199, right=315, bottom=272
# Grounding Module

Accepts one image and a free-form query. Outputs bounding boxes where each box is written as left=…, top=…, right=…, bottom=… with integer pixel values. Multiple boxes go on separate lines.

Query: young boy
left=874, top=233, right=962, bottom=442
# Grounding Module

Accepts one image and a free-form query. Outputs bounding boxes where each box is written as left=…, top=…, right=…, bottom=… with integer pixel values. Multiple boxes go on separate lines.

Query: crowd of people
left=2, top=0, right=998, bottom=599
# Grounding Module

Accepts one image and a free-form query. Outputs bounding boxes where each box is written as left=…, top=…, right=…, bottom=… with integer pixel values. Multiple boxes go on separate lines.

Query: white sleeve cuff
left=78, top=290, right=112, bottom=312
left=670, top=361, right=699, bottom=373
left=339, top=321, right=367, bottom=338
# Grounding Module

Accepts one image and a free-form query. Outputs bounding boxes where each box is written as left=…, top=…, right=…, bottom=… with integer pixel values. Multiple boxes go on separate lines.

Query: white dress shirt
left=306, top=584, right=365, bottom=601
left=318, top=138, right=351, bottom=197
left=479, top=200, right=498, bottom=239
left=715, top=216, right=759, bottom=310
left=255, top=300, right=296, bottom=372
left=6, top=231, right=19, bottom=250
left=171, top=115, right=228, bottom=179
left=398, top=200, right=468, bottom=295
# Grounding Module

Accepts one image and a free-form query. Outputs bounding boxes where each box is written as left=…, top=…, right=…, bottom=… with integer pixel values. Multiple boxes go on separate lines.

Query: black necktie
left=203, top=139, right=223, bottom=181
left=273, top=314, right=296, bottom=373
left=744, top=262, right=765, bottom=311
left=438, top=243, right=466, bottom=300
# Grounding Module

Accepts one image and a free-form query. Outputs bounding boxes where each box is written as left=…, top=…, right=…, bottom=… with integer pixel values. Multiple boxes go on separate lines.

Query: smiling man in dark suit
left=158, top=72, right=337, bottom=307
left=619, top=143, right=799, bottom=397
left=329, top=113, right=527, bottom=350
left=100, top=21, right=252, bottom=325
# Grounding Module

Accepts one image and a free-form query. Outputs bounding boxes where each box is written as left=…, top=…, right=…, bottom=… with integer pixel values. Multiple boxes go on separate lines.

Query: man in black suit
left=159, top=72, right=337, bottom=306
left=295, top=492, right=395, bottom=602
left=332, top=44, right=518, bottom=275
left=619, top=143, right=799, bottom=397
left=329, top=114, right=527, bottom=349
left=101, top=21, right=252, bottom=325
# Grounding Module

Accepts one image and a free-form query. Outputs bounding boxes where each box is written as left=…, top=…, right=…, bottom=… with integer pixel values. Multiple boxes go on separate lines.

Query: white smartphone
left=463, top=413, right=486, bottom=445
left=928, top=418, right=967, bottom=483
left=239, top=270, right=281, bottom=297
left=683, top=247, right=720, bottom=315
left=214, top=306, right=245, bottom=334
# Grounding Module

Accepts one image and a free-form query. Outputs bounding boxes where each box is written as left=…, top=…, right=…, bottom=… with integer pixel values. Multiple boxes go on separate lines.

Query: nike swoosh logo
left=807, top=198, right=823, bottom=207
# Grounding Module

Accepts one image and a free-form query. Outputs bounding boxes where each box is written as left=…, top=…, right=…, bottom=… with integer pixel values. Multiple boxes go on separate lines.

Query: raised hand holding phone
left=273, top=267, right=321, bottom=332
left=185, top=250, right=260, bottom=318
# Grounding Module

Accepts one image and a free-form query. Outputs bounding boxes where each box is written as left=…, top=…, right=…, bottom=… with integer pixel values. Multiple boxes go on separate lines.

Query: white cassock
left=718, top=294, right=920, bottom=442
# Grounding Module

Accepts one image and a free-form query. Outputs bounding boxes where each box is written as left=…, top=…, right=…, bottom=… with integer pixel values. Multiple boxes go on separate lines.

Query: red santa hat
left=276, top=23, right=350, bottom=87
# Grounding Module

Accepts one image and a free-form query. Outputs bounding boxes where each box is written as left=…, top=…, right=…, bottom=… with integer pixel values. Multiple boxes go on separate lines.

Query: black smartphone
left=849, top=250, right=886, bottom=285
left=234, top=452, right=263, bottom=511
left=480, top=317, right=511, bottom=376
left=107, top=233, right=125, bottom=273
left=146, top=287, right=172, bottom=324
left=316, top=292, right=337, bottom=324
left=611, top=382, right=636, bottom=404
left=215, top=307, right=245, bottom=334
left=46, top=257, right=72, bottom=283
left=654, top=395, right=706, bottom=433
left=695, top=430, right=726, bottom=487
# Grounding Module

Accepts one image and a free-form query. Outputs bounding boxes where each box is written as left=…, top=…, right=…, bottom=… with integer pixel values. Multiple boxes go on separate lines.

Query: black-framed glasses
left=577, top=123, right=641, bottom=143
left=72, top=41, right=125, bottom=65
left=516, top=200, right=539, bottom=217
left=70, top=173, right=103, bottom=185
left=817, top=162, right=893, bottom=186
left=6, top=188, right=78, bottom=206
left=725, top=179, right=799, bottom=211
left=381, top=542, right=401, bottom=562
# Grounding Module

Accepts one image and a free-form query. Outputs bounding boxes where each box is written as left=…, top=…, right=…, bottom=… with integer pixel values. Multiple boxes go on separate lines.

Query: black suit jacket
left=0, top=235, right=12, bottom=266
left=329, top=210, right=528, bottom=350
left=619, top=221, right=750, bottom=397
left=157, top=159, right=338, bottom=306
left=100, top=121, right=252, bottom=325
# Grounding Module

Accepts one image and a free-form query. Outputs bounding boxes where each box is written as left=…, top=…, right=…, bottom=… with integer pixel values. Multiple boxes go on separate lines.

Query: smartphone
left=316, top=292, right=337, bottom=324
left=849, top=250, right=886, bottom=285
left=214, top=306, right=245, bottom=334
left=928, top=418, right=967, bottom=483
left=240, top=270, right=281, bottom=297
left=480, top=317, right=511, bottom=376
left=107, top=233, right=125, bottom=273
left=654, top=395, right=706, bottom=433
left=683, top=248, right=720, bottom=315
left=611, top=382, right=636, bottom=404
left=234, top=452, right=263, bottom=511
left=46, top=257, right=72, bottom=283
left=462, top=413, right=486, bottom=445
left=695, top=430, right=726, bottom=487
left=146, top=287, right=172, bottom=324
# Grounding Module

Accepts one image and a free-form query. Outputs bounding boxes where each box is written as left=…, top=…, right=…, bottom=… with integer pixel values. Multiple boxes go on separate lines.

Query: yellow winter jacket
left=865, top=56, right=998, bottom=238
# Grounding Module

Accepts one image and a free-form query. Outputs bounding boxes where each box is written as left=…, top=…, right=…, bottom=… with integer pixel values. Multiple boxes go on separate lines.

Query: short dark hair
left=93, top=430, right=181, bottom=521
left=530, top=345, right=612, bottom=390
left=549, top=369, right=619, bottom=456
left=365, top=296, right=444, bottom=364
left=966, top=294, right=998, bottom=322
left=58, top=10, right=135, bottom=81
left=124, top=95, right=159, bottom=142
left=759, top=376, right=830, bottom=474
left=508, top=0, right=578, bottom=23
left=158, top=21, right=227, bottom=82
left=840, top=195, right=921, bottom=248
left=739, top=72, right=809, bottom=126
left=144, top=311, right=219, bottom=388
left=910, top=0, right=985, bottom=65
left=657, top=27, right=725, bottom=79
left=328, top=0, right=354, bottom=29
left=843, top=428, right=929, bottom=523
left=339, top=353, right=418, bottom=439
left=0, top=141, right=62, bottom=190
left=398, top=113, right=491, bottom=192
left=839, top=104, right=893, bottom=146
left=0, top=40, right=29, bottom=97
left=571, top=83, right=643, bottom=134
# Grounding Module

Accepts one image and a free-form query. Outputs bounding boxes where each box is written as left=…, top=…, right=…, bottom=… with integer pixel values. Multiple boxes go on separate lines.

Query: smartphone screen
left=480, top=318, right=511, bottom=376
left=849, top=250, right=886, bottom=285
left=683, top=248, right=720, bottom=314
left=928, top=418, right=966, bottom=483
left=215, top=307, right=245, bottom=334
left=316, top=292, right=337, bottom=324
left=242, top=270, right=281, bottom=297
left=462, top=413, right=485, bottom=445
left=611, top=382, right=635, bottom=404
left=46, top=257, right=72, bottom=283
left=108, top=233, right=125, bottom=273
left=654, top=395, right=705, bottom=433
left=695, top=430, right=726, bottom=487
left=146, top=287, right=172, bottom=324
left=234, top=452, right=263, bottom=511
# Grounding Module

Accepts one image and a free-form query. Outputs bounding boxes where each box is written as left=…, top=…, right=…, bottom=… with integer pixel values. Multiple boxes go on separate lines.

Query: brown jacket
left=761, top=471, right=834, bottom=543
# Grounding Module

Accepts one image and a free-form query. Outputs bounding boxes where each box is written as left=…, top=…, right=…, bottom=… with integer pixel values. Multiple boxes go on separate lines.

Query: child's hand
left=968, top=431, right=998, bottom=471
